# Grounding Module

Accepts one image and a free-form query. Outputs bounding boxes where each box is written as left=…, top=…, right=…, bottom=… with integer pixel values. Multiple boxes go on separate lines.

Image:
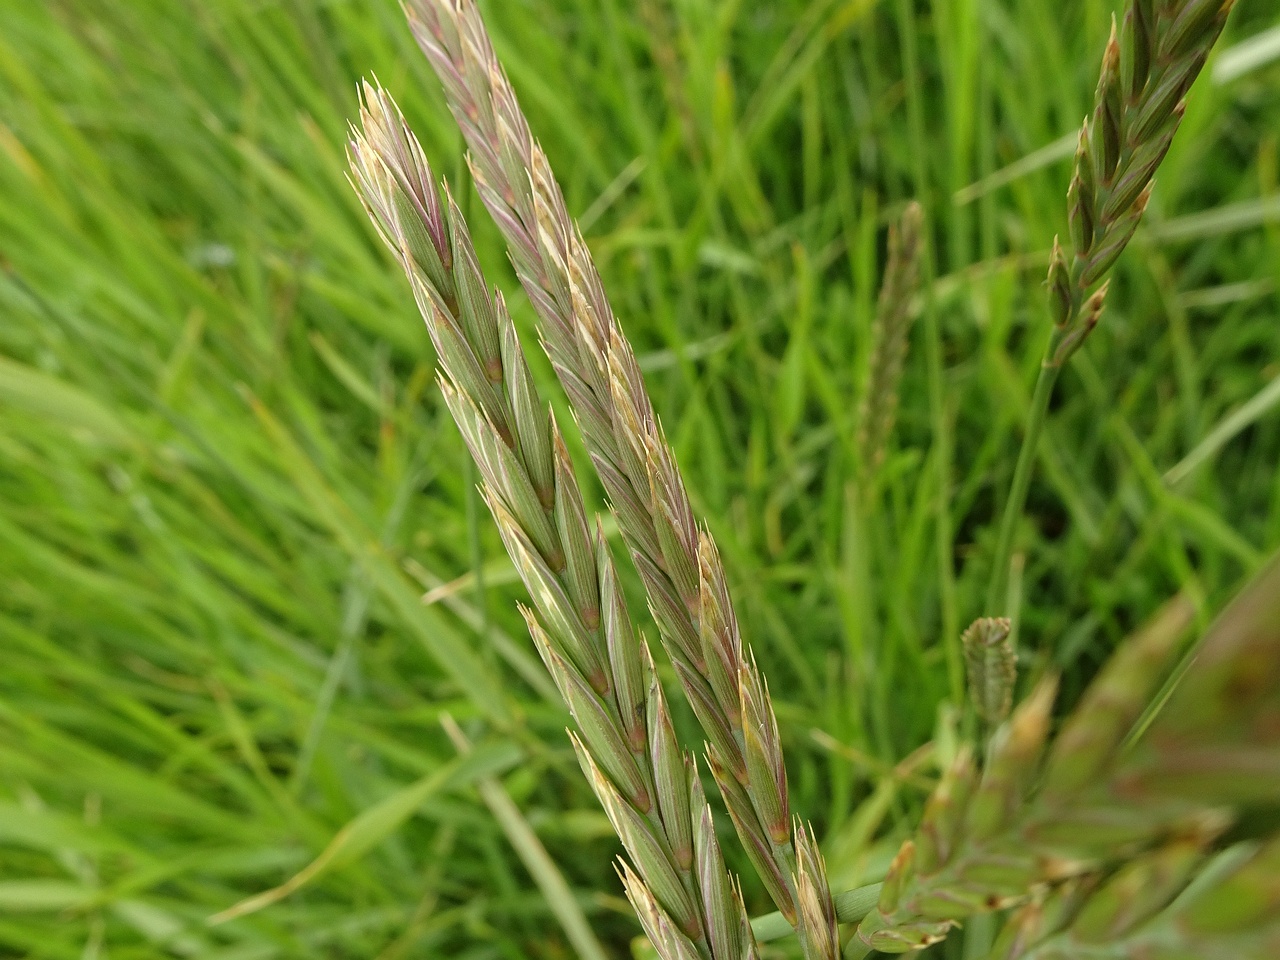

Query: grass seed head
left=962, top=616, right=1017, bottom=727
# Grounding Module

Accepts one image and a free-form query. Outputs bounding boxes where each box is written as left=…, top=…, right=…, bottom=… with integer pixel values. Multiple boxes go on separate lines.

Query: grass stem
left=750, top=883, right=882, bottom=943
left=985, top=353, right=1061, bottom=615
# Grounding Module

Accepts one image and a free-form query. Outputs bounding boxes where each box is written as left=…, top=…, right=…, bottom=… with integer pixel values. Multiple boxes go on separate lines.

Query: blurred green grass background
left=1, top=0, right=1278, bottom=957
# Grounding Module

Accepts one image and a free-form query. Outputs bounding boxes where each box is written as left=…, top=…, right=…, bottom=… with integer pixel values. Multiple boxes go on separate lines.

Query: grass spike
left=856, top=201, right=924, bottom=479
left=401, top=0, right=835, bottom=937
left=986, top=0, right=1234, bottom=615
left=350, top=79, right=750, bottom=959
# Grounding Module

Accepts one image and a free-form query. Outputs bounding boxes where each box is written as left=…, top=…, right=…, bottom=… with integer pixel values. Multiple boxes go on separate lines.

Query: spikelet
left=794, top=825, right=841, bottom=960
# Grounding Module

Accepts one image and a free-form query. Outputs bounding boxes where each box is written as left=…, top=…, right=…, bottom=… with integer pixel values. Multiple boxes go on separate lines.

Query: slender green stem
left=985, top=351, right=1061, bottom=615
left=442, top=716, right=610, bottom=960
left=750, top=882, right=883, bottom=943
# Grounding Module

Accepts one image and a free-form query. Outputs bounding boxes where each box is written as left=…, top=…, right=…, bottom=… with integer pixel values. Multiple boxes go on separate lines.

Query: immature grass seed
left=402, top=0, right=839, bottom=949
left=351, top=81, right=760, bottom=960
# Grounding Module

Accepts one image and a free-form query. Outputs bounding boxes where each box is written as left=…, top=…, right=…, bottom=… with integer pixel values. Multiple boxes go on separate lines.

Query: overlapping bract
left=350, top=85, right=759, bottom=960
left=1048, top=0, right=1234, bottom=366
left=986, top=835, right=1280, bottom=959
left=402, top=0, right=836, bottom=949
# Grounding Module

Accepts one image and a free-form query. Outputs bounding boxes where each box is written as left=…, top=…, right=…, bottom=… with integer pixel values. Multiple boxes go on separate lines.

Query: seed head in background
left=1050, top=0, right=1235, bottom=366
left=986, top=0, right=1237, bottom=615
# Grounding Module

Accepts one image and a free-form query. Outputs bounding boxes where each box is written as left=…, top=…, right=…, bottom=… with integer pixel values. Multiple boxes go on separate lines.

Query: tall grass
left=2, top=1, right=1279, bottom=958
